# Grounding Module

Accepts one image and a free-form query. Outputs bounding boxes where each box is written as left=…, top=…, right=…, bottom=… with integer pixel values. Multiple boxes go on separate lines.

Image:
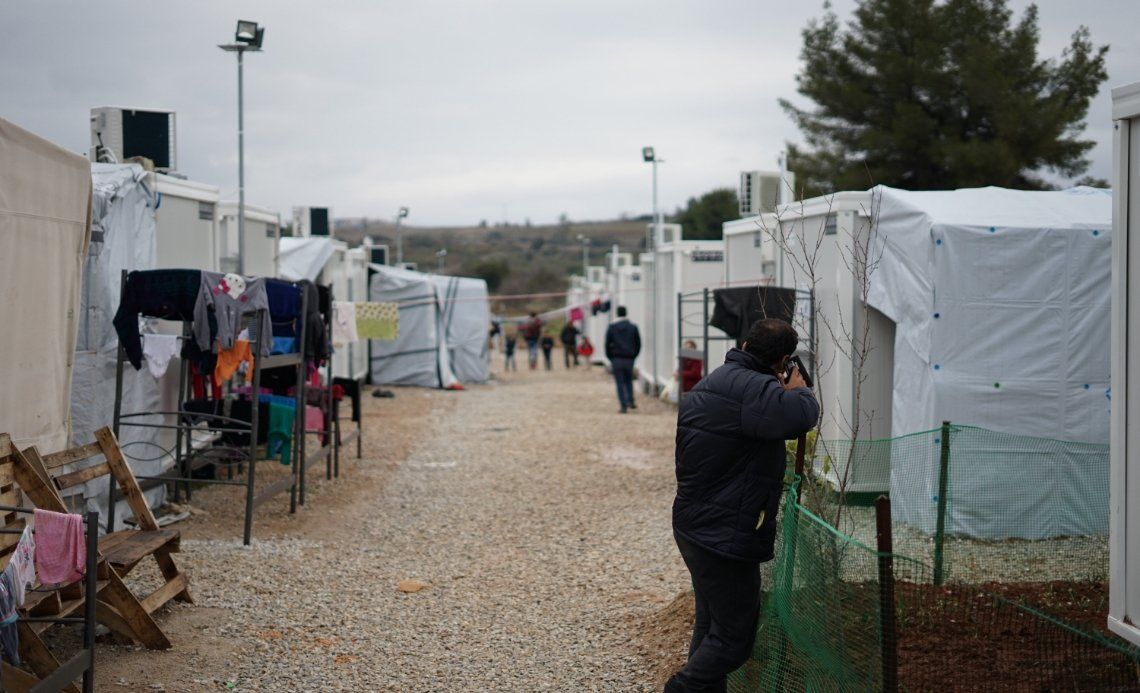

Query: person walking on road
left=540, top=332, right=555, bottom=371
left=665, top=319, right=819, bottom=693
left=604, top=306, right=641, bottom=413
left=560, top=321, right=580, bottom=368
left=502, top=331, right=518, bottom=372
left=522, top=312, right=542, bottom=370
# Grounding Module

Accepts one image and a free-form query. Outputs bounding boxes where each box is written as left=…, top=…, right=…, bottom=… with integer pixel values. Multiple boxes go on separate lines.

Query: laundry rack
left=0, top=505, right=98, bottom=693
left=110, top=270, right=309, bottom=546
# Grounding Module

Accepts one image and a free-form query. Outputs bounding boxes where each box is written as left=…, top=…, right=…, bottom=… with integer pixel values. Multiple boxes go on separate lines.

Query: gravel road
left=94, top=362, right=691, bottom=691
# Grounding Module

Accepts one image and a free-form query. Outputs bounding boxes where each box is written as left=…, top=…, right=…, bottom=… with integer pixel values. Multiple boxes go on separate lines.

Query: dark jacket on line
left=673, top=348, right=819, bottom=562
left=604, top=319, right=641, bottom=360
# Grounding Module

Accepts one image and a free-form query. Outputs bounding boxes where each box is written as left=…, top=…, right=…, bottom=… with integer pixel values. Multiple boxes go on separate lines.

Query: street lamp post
left=576, top=233, right=589, bottom=279
left=642, top=146, right=662, bottom=395
left=395, top=206, right=410, bottom=266
left=219, top=20, right=265, bottom=275
left=436, top=248, right=447, bottom=273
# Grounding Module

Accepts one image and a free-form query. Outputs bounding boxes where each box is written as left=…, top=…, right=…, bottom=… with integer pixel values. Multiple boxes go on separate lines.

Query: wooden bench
left=11, top=426, right=192, bottom=651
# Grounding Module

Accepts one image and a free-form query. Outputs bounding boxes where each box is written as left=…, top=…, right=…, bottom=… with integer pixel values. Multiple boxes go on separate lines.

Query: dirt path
left=92, top=360, right=690, bottom=691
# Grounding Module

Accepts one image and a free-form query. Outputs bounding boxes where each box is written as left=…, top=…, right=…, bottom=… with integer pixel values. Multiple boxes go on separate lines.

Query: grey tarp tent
left=71, top=163, right=169, bottom=515
left=369, top=264, right=460, bottom=389
left=431, top=274, right=490, bottom=383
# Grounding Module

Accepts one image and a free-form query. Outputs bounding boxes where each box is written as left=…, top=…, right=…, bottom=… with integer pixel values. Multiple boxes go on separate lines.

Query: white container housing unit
left=218, top=201, right=280, bottom=278
left=153, top=174, right=219, bottom=272
left=1110, top=81, right=1140, bottom=648
left=723, top=215, right=780, bottom=288
left=644, top=224, right=728, bottom=394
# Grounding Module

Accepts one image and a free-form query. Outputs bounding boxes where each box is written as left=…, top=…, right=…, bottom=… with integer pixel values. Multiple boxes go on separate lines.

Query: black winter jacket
left=673, top=348, right=819, bottom=562
left=604, top=319, right=641, bottom=360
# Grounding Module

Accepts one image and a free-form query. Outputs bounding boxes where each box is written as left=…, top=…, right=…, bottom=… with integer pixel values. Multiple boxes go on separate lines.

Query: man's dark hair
left=743, top=319, right=798, bottom=366
left=617, top=306, right=627, bottom=318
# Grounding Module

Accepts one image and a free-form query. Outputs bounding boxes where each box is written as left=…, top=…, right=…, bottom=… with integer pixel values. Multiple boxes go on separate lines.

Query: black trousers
left=666, top=533, right=762, bottom=693
left=562, top=344, right=579, bottom=368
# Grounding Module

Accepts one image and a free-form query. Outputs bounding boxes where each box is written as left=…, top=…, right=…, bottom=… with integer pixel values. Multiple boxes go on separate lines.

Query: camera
left=785, top=354, right=813, bottom=388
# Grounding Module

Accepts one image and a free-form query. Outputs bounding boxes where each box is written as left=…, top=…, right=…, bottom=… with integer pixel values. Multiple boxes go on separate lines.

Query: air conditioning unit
left=90, top=107, right=177, bottom=171
left=739, top=170, right=793, bottom=217
left=368, top=245, right=389, bottom=266
left=292, top=207, right=332, bottom=238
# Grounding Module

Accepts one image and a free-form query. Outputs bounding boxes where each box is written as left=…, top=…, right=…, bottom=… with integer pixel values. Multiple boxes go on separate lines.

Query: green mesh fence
left=800, top=424, right=1109, bottom=587
left=723, top=422, right=1139, bottom=692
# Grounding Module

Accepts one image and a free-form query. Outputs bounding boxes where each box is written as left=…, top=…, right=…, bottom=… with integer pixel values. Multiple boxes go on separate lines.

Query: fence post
left=794, top=434, right=807, bottom=503
left=876, top=495, right=898, bottom=693
left=933, top=420, right=951, bottom=586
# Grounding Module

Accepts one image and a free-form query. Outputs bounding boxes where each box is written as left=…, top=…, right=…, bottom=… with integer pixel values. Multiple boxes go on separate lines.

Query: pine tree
left=782, top=0, right=1108, bottom=194
left=676, top=188, right=739, bottom=240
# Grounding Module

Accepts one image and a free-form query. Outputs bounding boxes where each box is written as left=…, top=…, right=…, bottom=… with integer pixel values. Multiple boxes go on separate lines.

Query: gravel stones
left=99, top=365, right=690, bottom=691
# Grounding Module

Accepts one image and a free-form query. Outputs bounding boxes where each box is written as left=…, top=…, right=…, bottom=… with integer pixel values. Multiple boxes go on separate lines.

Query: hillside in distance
left=334, top=218, right=652, bottom=315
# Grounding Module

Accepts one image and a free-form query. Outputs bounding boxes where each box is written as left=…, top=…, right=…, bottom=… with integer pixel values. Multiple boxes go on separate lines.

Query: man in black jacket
left=666, top=318, right=819, bottom=692
left=604, top=306, right=641, bottom=413
left=560, top=321, right=580, bottom=368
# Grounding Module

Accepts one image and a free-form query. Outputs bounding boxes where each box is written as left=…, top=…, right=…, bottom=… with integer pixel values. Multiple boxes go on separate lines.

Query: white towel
left=142, top=334, right=180, bottom=378
left=332, top=301, right=359, bottom=347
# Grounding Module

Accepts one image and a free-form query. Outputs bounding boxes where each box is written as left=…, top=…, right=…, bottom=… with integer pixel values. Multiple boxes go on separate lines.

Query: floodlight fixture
left=236, top=20, right=258, bottom=44
left=642, top=146, right=655, bottom=162
left=398, top=206, right=410, bottom=218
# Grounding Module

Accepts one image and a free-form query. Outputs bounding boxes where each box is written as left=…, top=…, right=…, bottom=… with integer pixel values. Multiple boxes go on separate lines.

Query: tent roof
left=879, top=185, right=1111, bottom=230
left=279, top=236, right=338, bottom=281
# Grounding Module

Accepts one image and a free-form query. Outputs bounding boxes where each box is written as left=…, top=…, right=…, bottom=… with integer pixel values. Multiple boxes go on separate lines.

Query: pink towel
left=33, top=509, right=85, bottom=585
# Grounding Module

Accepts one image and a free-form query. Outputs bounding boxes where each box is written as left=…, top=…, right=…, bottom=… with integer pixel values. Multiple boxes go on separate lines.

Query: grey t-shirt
left=194, top=271, right=272, bottom=356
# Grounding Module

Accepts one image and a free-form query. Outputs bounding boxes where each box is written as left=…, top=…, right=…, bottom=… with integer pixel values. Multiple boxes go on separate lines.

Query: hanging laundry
left=113, top=269, right=203, bottom=370
left=569, top=306, right=584, bottom=322
left=142, top=334, right=180, bottom=378
left=267, top=401, right=294, bottom=466
left=215, top=339, right=254, bottom=383
left=0, top=569, right=18, bottom=665
left=8, top=526, right=34, bottom=605
left=590, top=298, right=603, bottom=316
left=193, top=271, right=273, bottom=356
left=33, top=509, right=85, bottom=586
left=332, top=301, right=359, bottom=346
left=271, top=336, right=298, bottom=355
left=355, top=302, right=399, bottom=340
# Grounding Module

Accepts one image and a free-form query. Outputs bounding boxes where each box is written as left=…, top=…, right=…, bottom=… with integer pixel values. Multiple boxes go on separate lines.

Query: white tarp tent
left=278, top=237, right=371, bottom=381
left=430, top=274, right=490, bottom=383
left=278, top=236, right=336, bottom=282
left=865, top=185, right=1112, bottom=538
left=369, top=264, right=460, bottom=389
left=72, top=163, right=168, bottom=513
left=0, top=118, right=91, bottom=452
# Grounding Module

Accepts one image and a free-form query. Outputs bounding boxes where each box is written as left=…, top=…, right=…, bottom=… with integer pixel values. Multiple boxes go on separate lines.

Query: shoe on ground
left=630, top=402, right=637, bottom=409
left=620, top=406, right=628, bottom=414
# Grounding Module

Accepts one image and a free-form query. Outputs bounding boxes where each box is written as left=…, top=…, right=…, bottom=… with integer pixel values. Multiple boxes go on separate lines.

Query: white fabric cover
left=278, top=236, right=336, bottom=282
left=430, top=275, right=490, bottom=383
left=0, top=119, right=91, bottom=452
left=368, top=264, right=459, bottom=389
left=867, top=185, right=1112, bottom=538
left=72, top=163, right=167, bottom=515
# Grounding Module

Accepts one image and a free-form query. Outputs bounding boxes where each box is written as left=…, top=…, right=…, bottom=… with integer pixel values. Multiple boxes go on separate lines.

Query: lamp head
left=398, top=207, right=409, bottom=218
left=236, top=20, right=259, bottom=44
left=641, top=146, right=655, bottom=162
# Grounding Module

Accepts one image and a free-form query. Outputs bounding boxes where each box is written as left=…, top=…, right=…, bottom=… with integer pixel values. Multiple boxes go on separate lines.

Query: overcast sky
left=3, top=1, right=1138, bottom=226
